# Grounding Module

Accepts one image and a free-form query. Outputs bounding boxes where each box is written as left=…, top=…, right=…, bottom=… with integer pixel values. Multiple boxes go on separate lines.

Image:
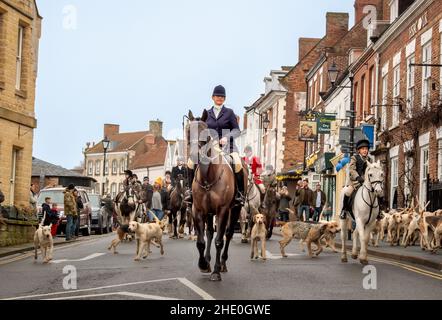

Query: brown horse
left=187, top=110, right=247, bottom=281
left=169, top=174, right=187, bottom=239
left=262, top=181, right=279, bottom=240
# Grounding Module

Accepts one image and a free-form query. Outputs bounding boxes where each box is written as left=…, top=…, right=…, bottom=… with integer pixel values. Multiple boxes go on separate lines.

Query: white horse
left=340, top=161, right=384, bottom=265
left=240, top=176, right=262, bottom=243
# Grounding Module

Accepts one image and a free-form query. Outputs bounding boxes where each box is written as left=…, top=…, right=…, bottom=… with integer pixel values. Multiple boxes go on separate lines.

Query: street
left=0, top=232, right=441, bottom=300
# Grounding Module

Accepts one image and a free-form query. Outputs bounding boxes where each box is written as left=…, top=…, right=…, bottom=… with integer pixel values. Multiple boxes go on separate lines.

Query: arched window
left=105, top=160, right=109, bottom=175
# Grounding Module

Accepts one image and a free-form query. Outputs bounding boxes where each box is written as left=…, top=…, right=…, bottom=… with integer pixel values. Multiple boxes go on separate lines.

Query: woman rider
left=185, top=85, right=245, bottom=206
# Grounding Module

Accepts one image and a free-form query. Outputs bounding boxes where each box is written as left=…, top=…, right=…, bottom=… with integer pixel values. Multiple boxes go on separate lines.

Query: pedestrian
left=312, top=184, right=326, bottom=222
left=278, top=186, right=292, bottom=222
left=243, top=146, right=265, bottom=194
left=50, top=203, right=60, bottom=236
left=30, top=184, right=38, bottom=213
left=161, top=177, right=171, bottom=217
left=148, top=177, right=164, bottom=221
left=41, top=197, right=53, bottom=226
left=63, top=184, right=77, bottom=241
left=296, top=179, right=313, bottom=222
left=73, top=189, right=83, bottom=237
left=164, top=171, right=172, bottom=192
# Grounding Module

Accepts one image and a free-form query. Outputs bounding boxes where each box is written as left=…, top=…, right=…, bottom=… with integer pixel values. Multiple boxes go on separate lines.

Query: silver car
left=89, top=194, right=113, bottom=234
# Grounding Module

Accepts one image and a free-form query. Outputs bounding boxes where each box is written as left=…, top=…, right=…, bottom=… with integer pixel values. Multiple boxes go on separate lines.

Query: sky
left=33, top=0, right=355, bottom=169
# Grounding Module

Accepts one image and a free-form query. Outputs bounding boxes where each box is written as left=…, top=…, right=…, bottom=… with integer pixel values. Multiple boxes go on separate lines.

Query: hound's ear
left=366, top=162, right=373, bottom=169
left=376, top=160, right=381, bottom=167
left=253, top=215, right=256, bottom=223
left=188, top=110, right=195, bottom=121
left=201, top=109, right=209, bottom=122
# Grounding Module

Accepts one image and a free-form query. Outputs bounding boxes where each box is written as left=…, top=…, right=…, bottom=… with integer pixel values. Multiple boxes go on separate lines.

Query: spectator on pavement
left=73, top=189, right=83, bottom=238
left=296, top=179, right=313, bottom=222
left=278, top=186, right=291, bottom=222
left=312, top=184, right=326, bottom=222
left=30, top=184, right=38, bottom=213
left=63, top=184, right=77, bottom=241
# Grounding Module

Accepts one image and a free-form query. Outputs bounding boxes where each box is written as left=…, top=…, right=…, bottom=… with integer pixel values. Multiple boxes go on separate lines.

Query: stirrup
left=340, top=210, right=348, bottom=220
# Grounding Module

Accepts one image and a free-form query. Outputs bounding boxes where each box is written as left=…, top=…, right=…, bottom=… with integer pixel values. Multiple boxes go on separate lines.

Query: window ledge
left=15, top=89, right=27, bottom=99
left=389, top=124, right=399, bottom=131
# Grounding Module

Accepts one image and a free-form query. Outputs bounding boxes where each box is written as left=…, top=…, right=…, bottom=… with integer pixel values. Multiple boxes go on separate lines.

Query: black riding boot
left=184, top=168, right=195, bottom=204
left=377, top=197, right=385, bottom=220
left=340, top=195, right=350, bottom=220
left=234, top=170, right=245, bottom=207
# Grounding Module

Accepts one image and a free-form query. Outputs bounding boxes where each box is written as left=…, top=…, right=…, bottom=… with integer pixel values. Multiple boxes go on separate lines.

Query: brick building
left=0, top=0, right=41, bottom=207
left=372, top=0, right=442, bottom=209
left=83, top=121, right=171, bottom=198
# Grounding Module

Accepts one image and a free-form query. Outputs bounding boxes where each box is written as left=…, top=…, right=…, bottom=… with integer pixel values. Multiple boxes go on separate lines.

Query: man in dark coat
left=186, top=85, right=245, bottom=206
left=171, top=157, right=188, bottom=188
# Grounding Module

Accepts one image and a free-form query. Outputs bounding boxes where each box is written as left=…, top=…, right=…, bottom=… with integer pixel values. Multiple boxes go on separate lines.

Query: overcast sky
left=33, top=0, right=355, bottom=169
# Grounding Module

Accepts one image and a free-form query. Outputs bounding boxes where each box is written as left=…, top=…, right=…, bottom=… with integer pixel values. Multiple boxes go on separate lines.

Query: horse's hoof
left=360, top=259, right=369, bottom=265
left=241, top=239, right=248, bottom=244
left=351, top=254, right=358, bottom=260
left=341, top=257, right=348, bottom=263
left=210, top=273, right=222, bottom=281
left=220, top=265, right=228, bottom=273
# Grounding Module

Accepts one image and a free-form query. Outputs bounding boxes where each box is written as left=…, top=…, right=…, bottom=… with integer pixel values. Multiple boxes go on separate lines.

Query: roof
left=85, top=131, right=150, bottom=154
left=130, top=139, right=169, bottom=170
left=32, top=158, right=87, bottom=178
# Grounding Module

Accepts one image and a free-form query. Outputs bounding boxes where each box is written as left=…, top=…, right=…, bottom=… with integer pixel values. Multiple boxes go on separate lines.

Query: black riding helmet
left=356, top=139, right=370, bottom=150
left=124, top=170, right=133, bottom=177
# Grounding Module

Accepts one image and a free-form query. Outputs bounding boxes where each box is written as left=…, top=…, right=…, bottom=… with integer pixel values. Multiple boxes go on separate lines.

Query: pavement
left=0, top=230, right=441, bottom=300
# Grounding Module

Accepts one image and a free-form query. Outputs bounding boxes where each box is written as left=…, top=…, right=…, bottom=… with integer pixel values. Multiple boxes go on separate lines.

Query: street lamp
left=328, top=62, right=339, bottom=87
left=102, top=136, right=110, bottom=196
left=263, top=114, right=271, bottom=132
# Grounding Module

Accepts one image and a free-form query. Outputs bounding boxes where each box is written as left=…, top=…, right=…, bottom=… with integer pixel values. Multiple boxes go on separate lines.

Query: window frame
left=87, top=161, right=93, bottom=176
left=420, top=145, right=429, bottom=208
left=15, top=25, right=24, bottom=90
left=390, top=157, right=399, bottom=209
left=421, top=41, right=432, bottom=108
left=95, top=160, right=101, bottom=176
left=438, top=139, right=442, bottom=181
left=381, top=74, right=388, bottom=131
left=112, top=159, right=118, bottom=175
left=392, top=65, right=400, bottom=126
left=406, top=54, right=415, bottom=118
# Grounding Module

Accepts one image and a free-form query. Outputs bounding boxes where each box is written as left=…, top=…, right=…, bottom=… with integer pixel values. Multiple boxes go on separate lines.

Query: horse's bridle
left=361, top=175, right=383, bottom=226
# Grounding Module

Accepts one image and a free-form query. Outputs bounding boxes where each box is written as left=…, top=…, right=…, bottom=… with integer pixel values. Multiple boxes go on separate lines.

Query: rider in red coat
left=243, top=146, right=265, bottom=194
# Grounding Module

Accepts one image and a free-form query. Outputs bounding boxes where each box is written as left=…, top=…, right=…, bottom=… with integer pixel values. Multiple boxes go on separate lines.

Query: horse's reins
left=361, top=177, right=383, bottom=227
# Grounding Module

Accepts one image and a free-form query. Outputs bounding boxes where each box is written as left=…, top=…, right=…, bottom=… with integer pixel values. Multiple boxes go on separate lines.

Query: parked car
left=89, top=194, right=113, bottom=234
left=37, top=187, right=92, bottom=237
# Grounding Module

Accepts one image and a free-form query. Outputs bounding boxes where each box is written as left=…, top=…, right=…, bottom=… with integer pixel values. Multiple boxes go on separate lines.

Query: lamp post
left=327, top=62, right=355, bottom=156
left=262, top=114, right=271, bottom=132
left=102, top=137, right=110, bottom=196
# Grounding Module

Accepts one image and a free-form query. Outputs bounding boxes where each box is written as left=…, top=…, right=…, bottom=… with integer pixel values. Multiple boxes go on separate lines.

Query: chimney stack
left=104, top=124, right=119, bottom=138
left=298, top=38, right=321, bottom=60
left=149, top=120, right=163, bottom=137
left=325, top=12, right=349, bottom=45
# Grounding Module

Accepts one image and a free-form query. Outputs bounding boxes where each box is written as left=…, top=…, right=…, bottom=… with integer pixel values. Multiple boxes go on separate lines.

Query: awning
left=276, top=170, right=302, bottom=181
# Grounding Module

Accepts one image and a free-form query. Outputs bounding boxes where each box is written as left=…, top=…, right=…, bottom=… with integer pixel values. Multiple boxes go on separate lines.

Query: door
left=9, top=149, right=18, bottom=205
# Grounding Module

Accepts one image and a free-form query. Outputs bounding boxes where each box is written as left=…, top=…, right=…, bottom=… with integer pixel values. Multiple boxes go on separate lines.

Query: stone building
left=0, top=0, right=42, bottom=207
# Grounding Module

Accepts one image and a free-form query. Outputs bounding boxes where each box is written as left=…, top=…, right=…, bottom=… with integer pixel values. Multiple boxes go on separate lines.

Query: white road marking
left=4, top=278, right=191, bottom=300
left=46, top=291, right=180, bottom=300
left=177, top=277, right=215, bottom=300
left=51, top=253, right=106, bottom=264
left=265, top=251, right=301, bottom=260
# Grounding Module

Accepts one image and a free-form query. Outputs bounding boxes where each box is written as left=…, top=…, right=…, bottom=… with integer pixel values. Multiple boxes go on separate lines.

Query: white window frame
left=88, top=161, right=93, bottom=176
left=404, top=155, right=414, bottom=206
left=105, top=160, right=109, bottom=175
left=111, top=183, right=117, bottom=199
left=370, top=67, right=375, bottom=113
left=120, top=159, right=126, bottom=173
left=381, top=74, right=388, bottom=131
left=390, top=0, right=399, bottom=23
left=392, top=66, right=400, bottom=126
left=420, top=146, right=429, bottom=208
left=422, top=41, right=432, bottom=108
left=406, top=54, right=415, bottom=118
left=95, top=160, right=101, bottom=176
left=15, top=25, right=24, bottom=90
left=390, top=157, right=399, bottom=209
left=112, top=160, right=118, bottom=175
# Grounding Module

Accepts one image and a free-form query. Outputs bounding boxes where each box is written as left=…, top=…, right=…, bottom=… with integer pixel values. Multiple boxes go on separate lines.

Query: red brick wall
left=377, top=0, right=442, bottom=207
